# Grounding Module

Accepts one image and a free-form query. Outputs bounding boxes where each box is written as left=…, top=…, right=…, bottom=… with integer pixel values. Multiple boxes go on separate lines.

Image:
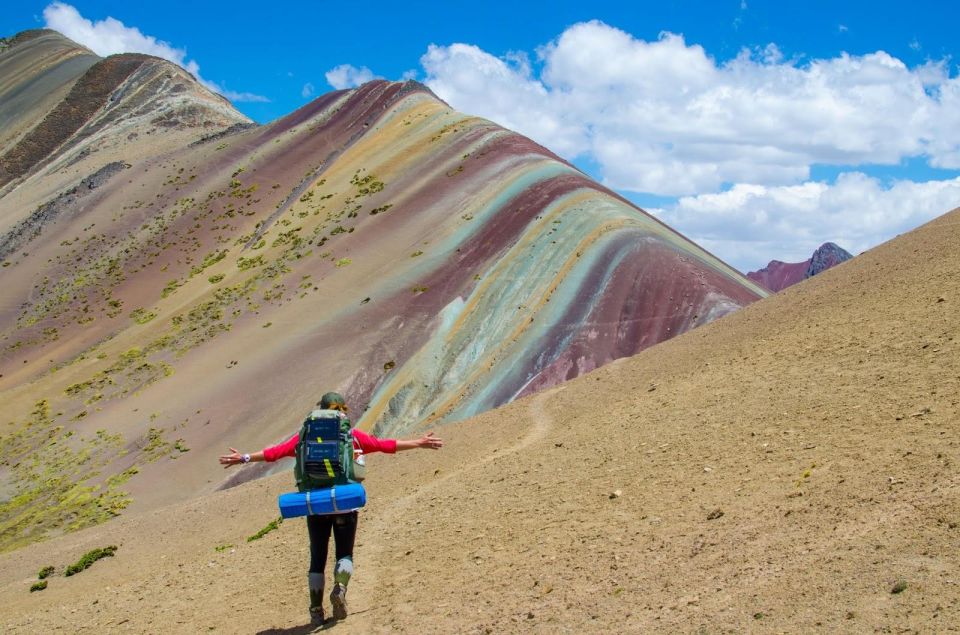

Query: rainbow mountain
left=0, top=29, right=765, bottom=550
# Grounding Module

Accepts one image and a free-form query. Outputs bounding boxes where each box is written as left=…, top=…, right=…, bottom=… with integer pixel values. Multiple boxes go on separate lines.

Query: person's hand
left=417, top=432, right=443, bottom=449
left=219, top=447, right=244, bottom=468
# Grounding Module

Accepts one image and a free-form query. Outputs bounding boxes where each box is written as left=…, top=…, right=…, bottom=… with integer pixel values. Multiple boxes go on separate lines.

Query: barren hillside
left=0, top=203, right=956, bottom=633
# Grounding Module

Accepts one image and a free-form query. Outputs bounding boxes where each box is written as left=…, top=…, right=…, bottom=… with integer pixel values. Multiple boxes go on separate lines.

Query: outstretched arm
left=220, top=433, right=299, bottom=467
left=219, top=447, right=265, bottom=468
left=394, top=431, right=444, bottom=452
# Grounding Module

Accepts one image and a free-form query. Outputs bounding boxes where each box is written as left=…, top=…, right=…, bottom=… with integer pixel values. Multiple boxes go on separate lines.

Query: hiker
left=219, top=392, right=443, bottom=625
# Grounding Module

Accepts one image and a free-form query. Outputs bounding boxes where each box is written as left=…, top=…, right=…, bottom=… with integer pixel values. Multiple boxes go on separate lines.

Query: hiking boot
left=309, top=573, right=326, bottom=626
left=330, top=583, right=348, bottom=620
left=309, top=605, right=325, bottom=627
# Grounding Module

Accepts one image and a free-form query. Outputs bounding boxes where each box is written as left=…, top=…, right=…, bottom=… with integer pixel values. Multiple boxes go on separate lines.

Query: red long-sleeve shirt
left=262, top=428, right=397, bottom=462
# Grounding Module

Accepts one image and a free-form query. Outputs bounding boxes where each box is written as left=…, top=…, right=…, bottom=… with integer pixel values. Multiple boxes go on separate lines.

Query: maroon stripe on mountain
left=512, top=236, right=762, bottom=402
left=0, top=54, right=149, bottom=187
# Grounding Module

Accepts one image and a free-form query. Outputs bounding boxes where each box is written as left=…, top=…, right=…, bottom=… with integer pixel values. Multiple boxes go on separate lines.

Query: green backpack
left=294, top=409, right=365, bottom=492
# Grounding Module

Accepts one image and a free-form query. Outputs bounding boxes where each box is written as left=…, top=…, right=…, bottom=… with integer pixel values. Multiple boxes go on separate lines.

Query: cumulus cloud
left=42, top=2, right=268, bottom=103
left=653, top=173, right=960, bottom=270
left=302, top=82, right=315, bottom=98
left=421, top=20, right=960, bottom=196
left=325, top=64, right=378, bottom=90
left=421, top=43, right=586, bottom=157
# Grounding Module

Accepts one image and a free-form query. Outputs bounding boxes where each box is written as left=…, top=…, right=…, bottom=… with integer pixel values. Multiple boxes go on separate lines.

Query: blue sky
left=5, top=1, right=954, bottom=125
left=3, top=1, right=960, bottom=270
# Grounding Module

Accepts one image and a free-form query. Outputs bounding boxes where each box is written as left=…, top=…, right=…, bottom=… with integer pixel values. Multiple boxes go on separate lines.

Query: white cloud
left=653, top=173, right=960, bottom=270
left=302, top=82, right=315, bottom=98
left=325, top=64, right=378, bottom=89
left=421, top=43, right=586, bottom=157
left=42, top=2, right=268, bottom=103
left=217, top=88, right=269, bottom=104
left=420, top=20, right=960, bottom=196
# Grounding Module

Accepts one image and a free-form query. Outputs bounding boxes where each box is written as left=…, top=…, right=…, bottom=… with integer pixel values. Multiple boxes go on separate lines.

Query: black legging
left=307, top=511, right=358, bottom=574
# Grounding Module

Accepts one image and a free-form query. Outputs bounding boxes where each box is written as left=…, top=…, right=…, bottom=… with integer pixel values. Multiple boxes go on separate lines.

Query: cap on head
left=319, top=391, right=347, bottom=410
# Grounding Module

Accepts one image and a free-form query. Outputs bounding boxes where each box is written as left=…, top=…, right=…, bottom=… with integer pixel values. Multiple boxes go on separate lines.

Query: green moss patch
left=247, top=517, right=282, bottom=542
left=0, top=401, right=132, bottom=553
left=64, top=545, right=117, bottom=576
left=130, top=308, right=157, bottom=324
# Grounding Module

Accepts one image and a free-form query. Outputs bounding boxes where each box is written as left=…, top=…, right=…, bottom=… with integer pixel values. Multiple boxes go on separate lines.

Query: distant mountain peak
left=806, top=242, right=853, bottom=278
left=747, top=242, right=853, bottom=292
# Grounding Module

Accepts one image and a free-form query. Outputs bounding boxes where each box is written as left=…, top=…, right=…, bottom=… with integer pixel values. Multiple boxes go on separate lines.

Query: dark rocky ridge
left=188, top=122, right=260, bottom=147
left=806, top=241, right=852, bottom=278
left=0, top=161, right=128, bottom=262
left=0, top=29, right=53, bottom=51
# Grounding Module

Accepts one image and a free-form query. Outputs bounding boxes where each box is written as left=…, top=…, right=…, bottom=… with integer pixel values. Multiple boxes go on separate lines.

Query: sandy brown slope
left=0, top=206, right=957, bottom=633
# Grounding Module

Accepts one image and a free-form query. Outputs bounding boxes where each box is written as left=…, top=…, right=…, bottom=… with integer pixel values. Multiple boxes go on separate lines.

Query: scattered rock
left=609, top=489, right=622, bottom=499
left=891, top=579, right=908, bottom=594
left=706, top=508, right=724, bottom=520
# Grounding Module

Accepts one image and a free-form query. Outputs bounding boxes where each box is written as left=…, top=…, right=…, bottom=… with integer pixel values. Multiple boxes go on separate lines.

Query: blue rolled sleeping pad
left=278, top=483, right=367, bottom=518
